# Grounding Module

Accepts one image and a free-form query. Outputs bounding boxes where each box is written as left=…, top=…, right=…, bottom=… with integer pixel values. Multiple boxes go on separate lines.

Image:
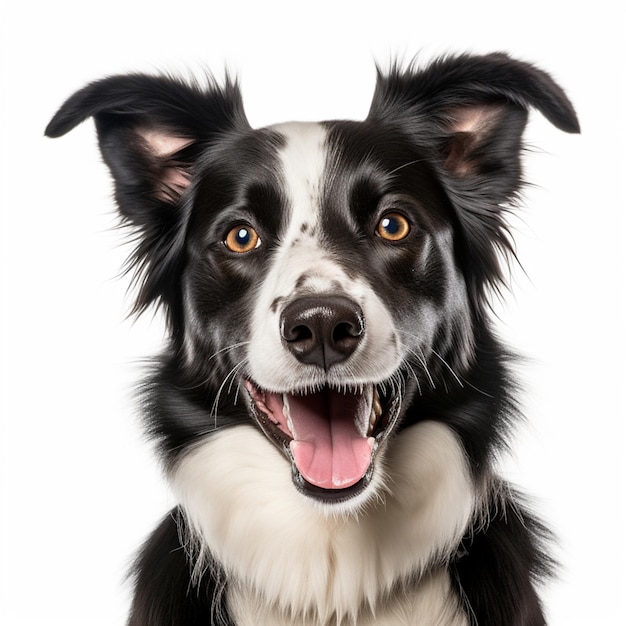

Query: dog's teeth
left=369, top=409, right=377, bottom=431
left=367, top=388, right=383, bottom=435
left=373, top=392, right=382, bottom=418
left=282, top=394, right=295, bottom=435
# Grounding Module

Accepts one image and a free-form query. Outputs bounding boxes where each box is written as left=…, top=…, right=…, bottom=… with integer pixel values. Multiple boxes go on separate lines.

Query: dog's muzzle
left=245, top=293, right=402, bottom=504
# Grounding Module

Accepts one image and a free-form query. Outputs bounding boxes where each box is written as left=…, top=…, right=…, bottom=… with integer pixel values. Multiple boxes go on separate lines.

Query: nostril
left=333, top=320, right=363, bottom=342
left=284, top=323, right=314, bottom=343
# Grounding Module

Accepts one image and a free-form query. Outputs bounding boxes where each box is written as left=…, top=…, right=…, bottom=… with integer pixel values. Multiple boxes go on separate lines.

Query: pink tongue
left=282, top=389, right=374, bottom=490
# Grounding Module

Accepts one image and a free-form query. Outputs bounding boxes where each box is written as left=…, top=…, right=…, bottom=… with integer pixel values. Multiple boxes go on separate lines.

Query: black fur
left=127, top=509, right=228, bottom=626
left=46, top=53, right=578, bottom=625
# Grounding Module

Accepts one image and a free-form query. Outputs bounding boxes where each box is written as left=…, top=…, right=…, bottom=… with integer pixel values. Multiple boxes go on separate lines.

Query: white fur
left=171, top=420, right=476, bottom=625
left=228, top=568, right=468, bottom=626
left=248, top=122, right=402, bottom=392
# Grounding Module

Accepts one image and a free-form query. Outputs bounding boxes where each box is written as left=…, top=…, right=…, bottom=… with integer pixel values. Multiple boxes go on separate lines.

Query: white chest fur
left=172, top=421, right=476, bottom=624
left=228, top=568, right=469, bottom=626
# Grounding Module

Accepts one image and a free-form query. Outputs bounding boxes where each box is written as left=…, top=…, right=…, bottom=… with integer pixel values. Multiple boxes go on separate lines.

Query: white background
left=2, top=1, right=624, bottom=624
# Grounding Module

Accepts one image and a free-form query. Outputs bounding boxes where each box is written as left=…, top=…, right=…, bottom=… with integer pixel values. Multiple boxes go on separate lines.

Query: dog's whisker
left=430, top=348, right=464, bottom=388
left=387, top=158, right=426, bottom=176
left=210, top=357, right=249, bottom=425
left=398, top=330, right=464, bottom=393
left=398, top=341, right=436, bottom=390
left=208, top=340, right=251, bottom=362
left=401, top=358, right=422, bottom=396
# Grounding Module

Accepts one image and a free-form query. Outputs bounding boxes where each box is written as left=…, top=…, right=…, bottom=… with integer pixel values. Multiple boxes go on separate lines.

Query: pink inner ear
left=443, top=104, right=505, bottom=176
left=137, top=127, right=195, bottom=199
left=138, top=128, right=194, bottom=158
left=447, top=104, right=504, bottom=136
left=450, top=109, right=485, bottom=133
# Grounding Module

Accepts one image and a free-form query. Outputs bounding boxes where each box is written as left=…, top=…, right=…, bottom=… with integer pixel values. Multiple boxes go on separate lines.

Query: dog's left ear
left=368, top=53, right=579, bottom=307
left=368, top=53, right=579, bottom=194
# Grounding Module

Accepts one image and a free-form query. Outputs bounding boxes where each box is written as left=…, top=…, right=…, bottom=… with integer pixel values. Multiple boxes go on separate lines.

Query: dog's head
left=46, top=54, right=578, bottom=507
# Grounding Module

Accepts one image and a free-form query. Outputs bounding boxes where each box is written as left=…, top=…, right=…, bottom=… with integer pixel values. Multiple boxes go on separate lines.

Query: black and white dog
left=46, top=53, right=579, bottom=625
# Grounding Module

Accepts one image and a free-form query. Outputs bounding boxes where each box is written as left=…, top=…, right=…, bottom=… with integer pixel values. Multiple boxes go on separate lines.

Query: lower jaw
left=291, top=459, right=375, bottom=504
left=245, top=381, right=404, bottom=506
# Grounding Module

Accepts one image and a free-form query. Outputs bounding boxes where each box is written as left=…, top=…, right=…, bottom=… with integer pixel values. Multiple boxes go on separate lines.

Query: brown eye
left=376, top=213, right=411, bottom=241
left=224, top=225, right=261, bottom=253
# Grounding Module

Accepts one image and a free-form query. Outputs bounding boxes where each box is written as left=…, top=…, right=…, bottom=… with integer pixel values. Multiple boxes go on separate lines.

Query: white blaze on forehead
left=266, top=121, right=339, bottom=299
left=270, top=121, right=328, bottom=236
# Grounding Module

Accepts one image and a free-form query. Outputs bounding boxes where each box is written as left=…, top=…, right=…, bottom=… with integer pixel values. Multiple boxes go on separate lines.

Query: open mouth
left=244, top=380, right=402, bottom=502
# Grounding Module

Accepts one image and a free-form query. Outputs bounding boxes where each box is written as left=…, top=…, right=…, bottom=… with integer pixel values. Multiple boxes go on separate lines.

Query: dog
left=46, top=53, right=579, bottom=625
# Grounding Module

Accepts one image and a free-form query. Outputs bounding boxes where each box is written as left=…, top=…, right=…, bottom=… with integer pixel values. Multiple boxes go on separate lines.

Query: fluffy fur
left=46, top=53, right=579, bottom=625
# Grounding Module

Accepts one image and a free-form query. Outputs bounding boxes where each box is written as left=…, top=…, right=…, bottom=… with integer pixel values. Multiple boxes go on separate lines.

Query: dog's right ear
left=45, top=73, right=248, bottom=216
left=45, top=74, right=248, bottom=322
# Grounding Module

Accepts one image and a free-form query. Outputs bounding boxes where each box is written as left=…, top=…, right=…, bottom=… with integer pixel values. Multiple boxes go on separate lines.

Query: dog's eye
left=224, top=225, right=261, bottom=253
left=376, top=213, right=411, bottom=242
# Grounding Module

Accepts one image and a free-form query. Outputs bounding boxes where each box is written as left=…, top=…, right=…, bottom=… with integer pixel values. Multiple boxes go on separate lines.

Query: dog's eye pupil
left=225, top=225, right=261, bottom=253
left=236, top=229, right=250, bottom=244
left=377, top=213, right=410, bottom=241
left=382, top=217, right=399, bottom=234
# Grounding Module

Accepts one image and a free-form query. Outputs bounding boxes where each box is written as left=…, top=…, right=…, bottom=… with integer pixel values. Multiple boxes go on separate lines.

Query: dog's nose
left=280, top=295, right=365, bottom=369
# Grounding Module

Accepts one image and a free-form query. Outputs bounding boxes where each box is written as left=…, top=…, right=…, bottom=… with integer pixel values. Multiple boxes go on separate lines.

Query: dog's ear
left=369, top=53, right=579, bottom=191
left=46, top=73, right=248, bottom=324
left=368, top=53, right=579, bottom=306
left=45, top=73, right=247, bottom=215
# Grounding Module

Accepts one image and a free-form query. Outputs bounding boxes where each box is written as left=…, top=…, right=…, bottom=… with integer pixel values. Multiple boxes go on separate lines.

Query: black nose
left=280, top=295, right=365, bottom=369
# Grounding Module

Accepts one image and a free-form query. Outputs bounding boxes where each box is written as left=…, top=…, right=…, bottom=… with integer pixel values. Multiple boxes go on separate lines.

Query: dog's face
left=46, top=54, right=579, bottom=511
left=181, top=119, right=472, bottom=502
